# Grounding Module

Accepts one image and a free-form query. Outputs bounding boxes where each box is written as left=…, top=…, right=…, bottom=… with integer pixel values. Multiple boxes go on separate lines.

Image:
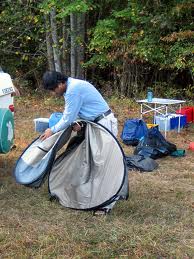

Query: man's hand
left=72, top=122, right=82, bottom=132
left=40, top=128, right=53, bottom=141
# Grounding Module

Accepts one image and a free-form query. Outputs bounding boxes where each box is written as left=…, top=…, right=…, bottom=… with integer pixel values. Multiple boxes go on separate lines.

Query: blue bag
left=120, top=119, right=148, bottom=146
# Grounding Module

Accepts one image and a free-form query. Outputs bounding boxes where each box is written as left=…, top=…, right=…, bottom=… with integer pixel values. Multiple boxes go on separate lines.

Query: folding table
left=136, top=98, right=186, bottom=137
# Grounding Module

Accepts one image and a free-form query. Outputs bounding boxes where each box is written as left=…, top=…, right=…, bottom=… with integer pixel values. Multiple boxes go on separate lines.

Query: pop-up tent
left=14, top=121, right=128, bottom=211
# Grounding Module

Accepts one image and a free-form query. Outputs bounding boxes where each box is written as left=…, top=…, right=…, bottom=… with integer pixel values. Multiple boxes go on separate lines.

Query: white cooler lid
left=0, top=73, right=15, bottom=97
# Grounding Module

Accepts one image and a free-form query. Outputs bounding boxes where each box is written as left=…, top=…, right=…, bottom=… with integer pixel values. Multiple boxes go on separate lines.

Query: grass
left=0, top=95, right=194, bottom=258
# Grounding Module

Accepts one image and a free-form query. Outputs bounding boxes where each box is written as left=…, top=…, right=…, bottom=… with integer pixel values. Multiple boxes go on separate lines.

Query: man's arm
left=51, top=93, right=83, bottom=133
left=40, top=93, right=83, bottom=141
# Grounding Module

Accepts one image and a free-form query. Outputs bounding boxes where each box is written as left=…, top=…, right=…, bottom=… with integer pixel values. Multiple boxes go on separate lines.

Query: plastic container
left=0, top=108, right=14, bottom=153
left=34, top=118, right=49, bottom=133
left=155, top=114, right=187, bottom=131
left=176, top=106, right=193, bottom=123
left=170, top=114, right=187, bottom=129
left=154, top=114, right=172, bottom=131
left=147, top=89, right=153, bottom=102
left=49, top=112, right=63, bottom=128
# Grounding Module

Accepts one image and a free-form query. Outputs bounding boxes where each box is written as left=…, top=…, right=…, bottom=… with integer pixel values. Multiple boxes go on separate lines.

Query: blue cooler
left=49, top=112, right=63, bottom=128
left=170, top=114, right=187, bottom=130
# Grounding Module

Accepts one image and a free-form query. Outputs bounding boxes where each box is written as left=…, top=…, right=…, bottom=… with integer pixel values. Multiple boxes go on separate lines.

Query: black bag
left=126, top=155, right=158, bottom=172
left=134, top=127, right=177, bottom=159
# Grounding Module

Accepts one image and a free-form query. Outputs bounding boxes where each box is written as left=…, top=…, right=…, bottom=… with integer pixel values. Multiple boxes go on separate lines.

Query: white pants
left=97, top=113, right=118, bottom=137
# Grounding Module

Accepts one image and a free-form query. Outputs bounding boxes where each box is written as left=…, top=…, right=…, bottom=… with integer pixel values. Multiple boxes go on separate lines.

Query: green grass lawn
left=0, top=95, right=194, bottom=258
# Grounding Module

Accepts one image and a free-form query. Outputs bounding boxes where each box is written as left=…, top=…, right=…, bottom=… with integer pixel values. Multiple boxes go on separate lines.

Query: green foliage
left=40, top=0, right=92, bottom=16
left=0, top=0, right=193, bottom=96
left=84, top=18, right=119, bottom=67
left=87, top=0, right=193, bottom=72
left=84, top=54, right=110, bottom=68
left=168, top=41, right=193, bottom=69
left=84, top=0, right=193, bottom=98
left=89, top=19, right=118, bottom=51
left=0, top=0, right=45, bottom=76
left=57, top=0, right=92, bottom=17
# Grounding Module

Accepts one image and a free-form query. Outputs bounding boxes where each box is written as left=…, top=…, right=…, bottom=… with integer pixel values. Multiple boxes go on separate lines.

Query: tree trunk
left=62, top=17, right=70, bottom=76
left=44, top=14, right=55, bottom=71
left=76, top=13, right=85, bottom=79
left=70, top=13, right=77, bottom=77
left=50, top=8, right=61, bottom=72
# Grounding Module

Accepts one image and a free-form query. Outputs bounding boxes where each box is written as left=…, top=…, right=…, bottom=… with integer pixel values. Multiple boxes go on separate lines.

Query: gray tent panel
left=49, top=122, right=128, bottom=210
left=14, top=127, right=72, bottom=187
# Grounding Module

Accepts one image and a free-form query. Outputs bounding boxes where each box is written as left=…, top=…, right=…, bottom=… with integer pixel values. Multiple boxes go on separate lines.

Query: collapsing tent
left=14, top=121, right=128, bottom=211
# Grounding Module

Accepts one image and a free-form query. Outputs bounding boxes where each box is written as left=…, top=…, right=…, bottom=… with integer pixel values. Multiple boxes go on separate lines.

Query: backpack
left=134, top=127, right=177, bottom=159
left=120, top=119, right=148, bottom=146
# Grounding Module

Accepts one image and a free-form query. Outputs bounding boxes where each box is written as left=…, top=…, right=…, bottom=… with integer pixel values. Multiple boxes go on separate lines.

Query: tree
left=0, top=0, right=193, bottom=97
left=44, top=14, right=55, bottom=71
left=87, top=0, right=194, bottom=97
left=50, top=7, right=62, bottom=72
left=70, top=12, right=77, bottom=77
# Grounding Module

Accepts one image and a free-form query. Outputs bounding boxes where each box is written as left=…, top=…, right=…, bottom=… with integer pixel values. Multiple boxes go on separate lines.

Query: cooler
left=170, top=114, right=187, bottom=130
left=193, top=107, right=194, bottom=122
left=0, top=72, right=15, bottom=113
left=176, top=106, right=193, bottom=123
left=154, top=114, right=187, bottom=132
left=154, top=115, right=172, bottom=131
left=0, top=108, right=14, bottom=153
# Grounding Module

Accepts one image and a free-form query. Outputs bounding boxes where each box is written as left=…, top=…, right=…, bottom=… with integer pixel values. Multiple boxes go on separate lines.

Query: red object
left=188, top=142, right=194, bottom=151
left=9, top=104, right=14, bottom=112
left=176, top=107, right=193, bottom=123
left=193, top=107, right=194, bottom=122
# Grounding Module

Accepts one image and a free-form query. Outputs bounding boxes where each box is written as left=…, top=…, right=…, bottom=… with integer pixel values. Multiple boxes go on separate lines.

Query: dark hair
left=42, top=71, right=68, bottom=90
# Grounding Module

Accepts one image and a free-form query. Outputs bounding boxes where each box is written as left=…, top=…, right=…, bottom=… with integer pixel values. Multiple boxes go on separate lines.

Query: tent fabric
left=125, top=155, right=158, bottom=172
left=14, top=121, right=128, bottom=210
left=14, top=127, right=72, bottom=187
left=49, top=122, right=128, bottom=210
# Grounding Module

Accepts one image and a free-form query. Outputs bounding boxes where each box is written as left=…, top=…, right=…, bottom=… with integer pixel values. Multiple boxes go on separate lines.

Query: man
left=41, top=71, right=120, bottom=214
left=40, top=71, right=118, bottom=140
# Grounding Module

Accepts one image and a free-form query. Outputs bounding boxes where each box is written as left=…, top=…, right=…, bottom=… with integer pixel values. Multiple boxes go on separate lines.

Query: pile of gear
left=120, top=118, right=184, bottom=172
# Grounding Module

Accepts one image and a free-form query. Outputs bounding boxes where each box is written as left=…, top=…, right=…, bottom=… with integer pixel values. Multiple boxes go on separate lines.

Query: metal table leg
left=140, top=104, right=143, bottom=119
left=178, top=104, right=182, bottom=133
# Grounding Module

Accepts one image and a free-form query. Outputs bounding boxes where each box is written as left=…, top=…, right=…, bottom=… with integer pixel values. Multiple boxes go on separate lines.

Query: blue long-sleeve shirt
left=51, top=78, right=110, bottom=133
